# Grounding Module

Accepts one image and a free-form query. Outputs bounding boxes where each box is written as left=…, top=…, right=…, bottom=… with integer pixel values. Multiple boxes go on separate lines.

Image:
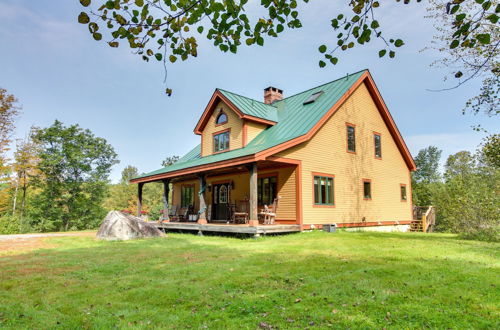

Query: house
left=130, top=69, right=416, bottom=234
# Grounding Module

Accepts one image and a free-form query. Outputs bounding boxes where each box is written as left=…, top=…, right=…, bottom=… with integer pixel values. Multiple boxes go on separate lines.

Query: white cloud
left=0, top=2, right=84, bottom=50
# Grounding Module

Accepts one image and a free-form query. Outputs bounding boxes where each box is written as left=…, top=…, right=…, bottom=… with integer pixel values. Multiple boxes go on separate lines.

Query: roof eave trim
left=129, top=154, right=256, bottom=183
left=193, top=90, right=276, bottom=135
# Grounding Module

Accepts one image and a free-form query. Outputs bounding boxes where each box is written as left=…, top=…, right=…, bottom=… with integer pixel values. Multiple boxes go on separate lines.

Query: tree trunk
left=12, top=176, right=19, bottom=215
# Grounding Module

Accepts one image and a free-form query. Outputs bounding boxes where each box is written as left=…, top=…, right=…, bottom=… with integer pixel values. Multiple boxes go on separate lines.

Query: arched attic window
left=215, top=110, right=228, bottom=125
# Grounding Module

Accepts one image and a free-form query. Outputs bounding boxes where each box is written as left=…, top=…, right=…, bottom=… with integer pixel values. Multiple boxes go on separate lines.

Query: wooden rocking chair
left=233, top=199, right=249, bottom=224
left=262, top=196, right=281, bottom=225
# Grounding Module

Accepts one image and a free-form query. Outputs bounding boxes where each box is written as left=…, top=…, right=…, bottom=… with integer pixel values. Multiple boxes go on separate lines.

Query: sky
left=0, top=0, right=498, bottom=182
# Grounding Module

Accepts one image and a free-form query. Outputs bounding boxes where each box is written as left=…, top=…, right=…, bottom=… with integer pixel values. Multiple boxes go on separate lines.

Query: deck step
left=409, top=220, right=423, bottom=232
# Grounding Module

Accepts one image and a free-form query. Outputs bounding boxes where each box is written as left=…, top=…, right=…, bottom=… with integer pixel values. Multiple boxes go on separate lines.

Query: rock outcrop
left=96, top=211, right=165, bottom=241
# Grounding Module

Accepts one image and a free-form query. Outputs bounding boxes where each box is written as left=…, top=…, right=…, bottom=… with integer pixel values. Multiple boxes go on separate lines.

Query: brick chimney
left=264, top=86, right=283, bottom=104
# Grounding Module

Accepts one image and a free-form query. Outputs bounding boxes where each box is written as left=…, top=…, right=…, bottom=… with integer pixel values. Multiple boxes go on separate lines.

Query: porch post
left=137, top=182, right=144, bottom=217
left=248, top=162, right=258, bottom=226
left=162, top=179, right=170, bottom=222
left=197, top=174, right=208, bottom=224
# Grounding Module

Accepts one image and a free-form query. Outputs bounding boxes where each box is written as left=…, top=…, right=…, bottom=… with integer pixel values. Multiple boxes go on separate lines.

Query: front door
left=212, top=183, right=230, bottom=221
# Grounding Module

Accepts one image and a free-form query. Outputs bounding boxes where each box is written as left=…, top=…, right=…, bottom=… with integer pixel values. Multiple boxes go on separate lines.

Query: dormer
left=194, top=89, right=278, bottom=157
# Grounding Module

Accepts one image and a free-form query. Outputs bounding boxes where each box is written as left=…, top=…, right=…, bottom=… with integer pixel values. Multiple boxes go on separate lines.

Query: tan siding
left=273, top=167, right=296, bottom=221
left=172, top=179, right=199, bottom=210
left=246, top=121, right=267, bottom=145
left=201, top=101, right=243, bottom=157
left=276, top=82, right=412, bottom=225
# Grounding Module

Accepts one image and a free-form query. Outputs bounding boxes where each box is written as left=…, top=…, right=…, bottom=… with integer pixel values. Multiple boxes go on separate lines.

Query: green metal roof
left=218, top=89, right=279, bottom=122
left=134, top=70, right=366, bottom=180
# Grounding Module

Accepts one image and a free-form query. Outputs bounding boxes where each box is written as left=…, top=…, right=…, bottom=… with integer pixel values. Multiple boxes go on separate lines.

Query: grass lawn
left=0, top=231, right=499, bottom=329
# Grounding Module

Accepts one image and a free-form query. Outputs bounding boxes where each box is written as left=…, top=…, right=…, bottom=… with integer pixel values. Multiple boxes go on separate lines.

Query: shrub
left=0, top=215, right=34, bottom=234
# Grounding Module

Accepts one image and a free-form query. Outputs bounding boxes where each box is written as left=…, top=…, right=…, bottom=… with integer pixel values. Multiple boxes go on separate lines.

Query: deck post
left=197, top=174, right=208, bottom=224
left=162, top=179, right=170, bottom=222
left=137, top=182, right=144, bottom=217
left=248, top=162, right=258, bottom=226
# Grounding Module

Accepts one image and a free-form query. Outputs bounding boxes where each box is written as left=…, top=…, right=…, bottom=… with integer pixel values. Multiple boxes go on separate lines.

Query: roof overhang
left=193, top=89, right=277, bottom=135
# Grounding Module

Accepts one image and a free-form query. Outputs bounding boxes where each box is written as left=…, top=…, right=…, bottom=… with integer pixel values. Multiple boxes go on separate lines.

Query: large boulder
left=96, top=211, right=165, bottom=241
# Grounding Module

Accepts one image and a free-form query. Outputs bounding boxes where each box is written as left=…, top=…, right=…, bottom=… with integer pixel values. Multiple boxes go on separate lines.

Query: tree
left=162, top=155, right=179, bottom=167
left=480, top=133, right=500, bottom=168
left=121, top=165, right=139, bottom=184
left=104, top=165, right=139, bottom=211
left=77, top=1, right=499, bottom=96
left=433, top=148, right=499, bottom=241
left=0, top=88, right=21, bottom=213
left=411, top=146, right=442, bottom=206
left=11, top=127, right=40, bottom=217
left=413, top=146, right=443, bottom=183
left=427, top=0, right=499, bottom=116
left=30, top=120, right=119, bottom=231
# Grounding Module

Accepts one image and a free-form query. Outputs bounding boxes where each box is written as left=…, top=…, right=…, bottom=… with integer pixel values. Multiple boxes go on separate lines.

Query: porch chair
left=262, top=196, right=281, bottom=225
left=165, top=205, right=178, bottom=222
left=175, top=207, right=189, bottom=222
left=169, top=205, right=181, bottom=222
left=233, top=199, right=249, bottom=224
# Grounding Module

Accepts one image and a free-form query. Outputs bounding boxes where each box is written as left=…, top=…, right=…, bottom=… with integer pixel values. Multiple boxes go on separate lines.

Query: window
left=216, top=111, right=227, bottom=125
left=400, top=184, right=407, bottom=201
left=303, top=91, right=324, bottom=105
left=346, top=124, right=356, bottom=153
left=258, top=176, right=277, bottom=206
left=219, top=185, right=228, bottom=203
left=181, top=185, right=195, bottom=208
left=374, top=133, right=382, bottom=158
left=213, top=130, right=230, bottom=152
left=363, top=180, right=372, bottom=200
left=314, top=175, right=334, bottom=205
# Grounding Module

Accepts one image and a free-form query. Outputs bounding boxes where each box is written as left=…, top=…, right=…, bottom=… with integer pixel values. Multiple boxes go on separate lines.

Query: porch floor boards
left=154, top=222, right=301, bottom=235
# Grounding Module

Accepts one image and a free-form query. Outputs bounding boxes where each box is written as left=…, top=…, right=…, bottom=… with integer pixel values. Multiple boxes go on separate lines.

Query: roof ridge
left=276, top=69, right=368, bottom=102
left=217, top=88, right=277, bottom=108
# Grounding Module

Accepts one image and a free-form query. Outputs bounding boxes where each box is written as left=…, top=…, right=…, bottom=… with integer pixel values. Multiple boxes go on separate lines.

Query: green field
left=1, top=231, right=499, bottom=329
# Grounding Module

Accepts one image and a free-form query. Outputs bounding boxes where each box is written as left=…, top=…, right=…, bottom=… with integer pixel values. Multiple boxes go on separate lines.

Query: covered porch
left=134, top=156, right=302, bottom=234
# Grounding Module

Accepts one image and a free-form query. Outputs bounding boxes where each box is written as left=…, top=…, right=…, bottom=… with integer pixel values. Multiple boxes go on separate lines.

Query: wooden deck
left=154, top=222, right=301, bottom=236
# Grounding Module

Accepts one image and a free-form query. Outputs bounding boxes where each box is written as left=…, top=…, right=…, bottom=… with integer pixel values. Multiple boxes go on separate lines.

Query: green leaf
left=276, top=24, right=284, bottom=33
left=389, top=50, right=395, bottom=58
left=155, top=53, right=162, bottom=61
left=378, top=49, right=386, bottom=57
left=80, top=0, right=91, bottom=7
left=450, top=5, right=460, bottom=14
left=169, top=55, right=177, bottom=63
left=319, top=60, right=326, bottom=68
left=135, top=0, right=144, bottom=7
left=256, top=37, right=264, bottom=46
left=486, top=14, right=499, bottom=24
left=92, top=32, right=102, bottom=41
left=108, top=41, right=119, bottom=48
left=394, top=39, right=404, bottom=47
left=329, top=57, right=338, bottom=65
left=450, top=39, right=459, bottom=49
left=476, top=33, right=491, bottom=44
left=78, top=12, right=90, bottom=24
left=454, top=71, right=463, bottom=78
left=318, top=45, right=327, bottom=53
left=197, top=26, right=204, bottom=34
